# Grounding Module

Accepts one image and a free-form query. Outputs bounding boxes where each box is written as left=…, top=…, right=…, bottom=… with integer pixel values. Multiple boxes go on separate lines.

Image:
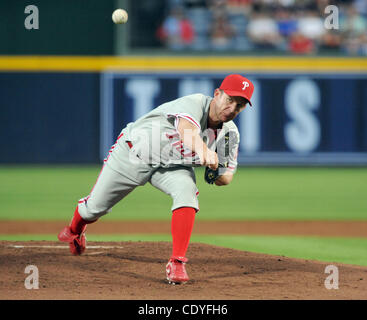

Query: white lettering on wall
left=284, top=79, right=321, bottom=153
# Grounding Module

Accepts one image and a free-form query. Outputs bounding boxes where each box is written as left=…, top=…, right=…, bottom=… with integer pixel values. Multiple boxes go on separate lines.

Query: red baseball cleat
left=58, top=225, right=87, bottom=255
left=166, top=257, right=189, bottom=284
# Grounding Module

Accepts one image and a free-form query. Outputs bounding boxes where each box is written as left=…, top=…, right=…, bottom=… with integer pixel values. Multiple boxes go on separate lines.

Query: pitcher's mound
left=1, top=241, right=366, bottom=300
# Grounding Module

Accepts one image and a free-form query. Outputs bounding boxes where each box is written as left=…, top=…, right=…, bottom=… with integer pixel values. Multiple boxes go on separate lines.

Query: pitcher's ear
left=214, top=88, right=222, bottom=97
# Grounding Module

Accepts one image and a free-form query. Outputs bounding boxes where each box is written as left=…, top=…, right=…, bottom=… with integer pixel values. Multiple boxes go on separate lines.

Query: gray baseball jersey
left=78, top=94, right=240, bottom=221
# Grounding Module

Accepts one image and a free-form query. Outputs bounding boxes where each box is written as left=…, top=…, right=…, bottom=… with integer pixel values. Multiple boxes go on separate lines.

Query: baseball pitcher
left=58, top=74, right=254, bottom=284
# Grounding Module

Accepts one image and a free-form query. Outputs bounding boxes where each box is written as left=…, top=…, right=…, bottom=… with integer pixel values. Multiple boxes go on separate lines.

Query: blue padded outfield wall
left=1, top=69, right=367, bottom=165
left=0, top=72, right=100, bottom=163
left=101, top=73, right=367, bottom=165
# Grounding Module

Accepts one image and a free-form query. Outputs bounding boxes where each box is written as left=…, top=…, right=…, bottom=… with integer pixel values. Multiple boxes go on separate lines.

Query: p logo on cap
left=242, top=81, right=250, bottom=91
left=219, top=74, right=254, bottom=106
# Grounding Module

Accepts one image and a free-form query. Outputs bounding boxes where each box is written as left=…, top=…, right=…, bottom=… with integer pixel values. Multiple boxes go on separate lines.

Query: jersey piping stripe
left=104, top=133, right=124, bottom=163
left=78, top=133, right=125, bottom=205
left=168, top=113, right=201, bottom=130
left=177, top=114, right=201, bottom=129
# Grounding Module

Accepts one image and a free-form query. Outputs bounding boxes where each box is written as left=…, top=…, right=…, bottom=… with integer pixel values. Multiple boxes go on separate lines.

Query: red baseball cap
left=219, top=74, right=254, bottom=106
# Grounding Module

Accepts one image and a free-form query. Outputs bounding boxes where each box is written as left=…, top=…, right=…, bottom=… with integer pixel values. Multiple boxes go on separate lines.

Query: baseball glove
left=204, top=131, right=231, bottom=184
left=204, top=162, right=228, bottom=184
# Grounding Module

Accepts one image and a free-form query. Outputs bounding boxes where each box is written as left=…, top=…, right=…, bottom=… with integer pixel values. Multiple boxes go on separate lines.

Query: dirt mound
left=2, top=220, right=367, bottom=237
left=1, top=241, right=366, bottom=300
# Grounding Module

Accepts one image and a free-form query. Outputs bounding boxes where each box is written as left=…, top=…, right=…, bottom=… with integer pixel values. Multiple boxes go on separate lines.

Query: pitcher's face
left=212, top=89, right=248, bottom=123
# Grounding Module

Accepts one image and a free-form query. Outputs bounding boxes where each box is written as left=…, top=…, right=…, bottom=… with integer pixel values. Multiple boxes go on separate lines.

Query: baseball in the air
left=112, top=9, right=128, bottom=24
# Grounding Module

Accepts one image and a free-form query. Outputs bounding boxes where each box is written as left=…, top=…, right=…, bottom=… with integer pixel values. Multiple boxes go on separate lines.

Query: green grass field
left=1, top=165, right=367, bottom=266
left=1, top=165, right=366, bottom=221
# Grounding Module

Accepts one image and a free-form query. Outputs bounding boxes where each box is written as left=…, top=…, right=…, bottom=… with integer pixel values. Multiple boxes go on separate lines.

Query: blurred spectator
left=226, top=0, right=252, bottom=50
left=210, top=14, right=235, bottom=50
left=342, top=33, right=367, bottom=56
left=208, top=0, right=235, bottom=50
left=289, top=31, right=315, bottom=54
left=297, top=9, right=326, bottom=42
left=155, top=0, right=367, bottom=55
left=247, top=10, right=284, bottom=49
left=319, top=30, right=342, bottom=51
left=157, top=7, right=194, bottom=50
left=340, top=5, right=367, bottom=36
left=276, top=8, right=298, bottom=38
left=178, top=0, right=212, bottom=50
left=340, top=4, right=367, bottom=55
